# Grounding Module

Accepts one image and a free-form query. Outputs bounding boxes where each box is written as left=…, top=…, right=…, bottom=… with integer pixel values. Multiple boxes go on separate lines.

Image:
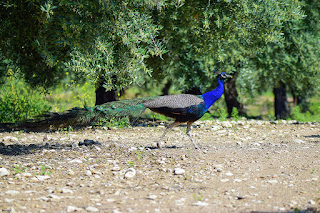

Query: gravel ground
left=0, top=120, right=320, bottom=213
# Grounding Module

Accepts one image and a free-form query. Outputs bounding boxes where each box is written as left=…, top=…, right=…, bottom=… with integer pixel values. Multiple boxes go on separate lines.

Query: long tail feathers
left=5, top=96, right=158, bottom=132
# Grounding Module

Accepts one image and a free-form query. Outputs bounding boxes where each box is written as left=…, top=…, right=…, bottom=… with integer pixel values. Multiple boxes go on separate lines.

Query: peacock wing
left=142, top=94, right=204, bottom=109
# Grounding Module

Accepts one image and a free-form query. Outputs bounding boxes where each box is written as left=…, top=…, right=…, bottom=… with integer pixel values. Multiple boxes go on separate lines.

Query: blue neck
left=201, top=78, right=224, bottom=109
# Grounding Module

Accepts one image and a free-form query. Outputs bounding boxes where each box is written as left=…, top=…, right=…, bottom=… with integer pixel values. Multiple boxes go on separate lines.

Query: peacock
left=10, top=72, right=231, bottom=149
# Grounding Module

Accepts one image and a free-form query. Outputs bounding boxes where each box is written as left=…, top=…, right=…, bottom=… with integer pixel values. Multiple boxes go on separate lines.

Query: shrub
left=0, top=69, right=51, bottom=123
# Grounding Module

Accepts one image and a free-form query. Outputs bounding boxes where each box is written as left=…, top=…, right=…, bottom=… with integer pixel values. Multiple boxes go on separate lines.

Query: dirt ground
left=0, top=120, right=320, bottom=213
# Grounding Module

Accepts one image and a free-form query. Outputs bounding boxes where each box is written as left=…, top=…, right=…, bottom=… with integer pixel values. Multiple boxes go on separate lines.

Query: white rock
left=192, top=201, right=209, bottom=206
left=4, top=198, right=14, bottom=203
left=61, top=188, right=74, bottom=194
left=86, top=170, right=92, bottom=176
left=69, top=159, right=83, bottom=164
left=48, top=194, right=60, bottom=200
left=6, top=190, right=20, bottom=195
left=309, top=200, right=316, bottom=205
left=220, top=179, right=229, bottom=182
left=3, top=136, right=18, bottom=142
left=147, top=195, right=157, bottom=200
left=294, top=139, right=305, bottom=143
left=124, top=168, right=136, bottom=178
left=211, top=125, right=221, bottom=131
left=225, top=172, right=233, bottom=176
left=0, top=168, right=10, bottom=177
left=175, top=198, right=186, bottom=206
left=22, top=172, right=32, bottom=177
left=36, top=175, right=50, bottom=181
left=267, top=179, right=278, bottom=184
left=86, top=206, right=99, bottom=212
left=221, top=121, right=232, bottom=128
left=67, top=206, right=83, bottom=212
left=174, top=168, right=185, bottom=175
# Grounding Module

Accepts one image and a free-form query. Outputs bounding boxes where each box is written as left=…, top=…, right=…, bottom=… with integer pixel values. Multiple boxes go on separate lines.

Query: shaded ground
left=0, top=120, right=320, bottom=213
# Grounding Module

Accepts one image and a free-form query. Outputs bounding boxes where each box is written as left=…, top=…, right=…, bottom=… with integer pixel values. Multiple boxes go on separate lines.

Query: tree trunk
left=224, top=71, right=246, bottom=116
left=273, top=82, right=289, bottom=119
left=162, top=80, right=172, bottom=96
left=95, top=78, right=119, bottom=105
left=293, top=94, right=309, bottom=113
left=184, top=87, right=202, bottom=95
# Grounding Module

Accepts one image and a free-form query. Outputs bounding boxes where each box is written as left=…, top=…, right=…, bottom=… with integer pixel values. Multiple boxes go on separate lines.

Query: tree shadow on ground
left=251, top=207, right=319, bottom=213
left=304, top=135, right=320, bottom=138
left=0, top=139, right=103, bottom=156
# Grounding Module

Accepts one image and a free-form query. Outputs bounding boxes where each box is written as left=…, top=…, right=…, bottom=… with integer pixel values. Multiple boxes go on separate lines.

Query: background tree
left=238, top=0, right=320, bottom=119
left=0, top=0, right=167, bottom=104
left=148, top=0, right=304, bottom=116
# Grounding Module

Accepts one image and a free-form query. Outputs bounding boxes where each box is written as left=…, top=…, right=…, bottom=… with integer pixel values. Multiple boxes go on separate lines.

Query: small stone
left=22, top=172, right=32, bottom=177
left=71, top=143, right=79, bottom=149
left=86, top=170, right=92, bottom=176
left=112, top=166, right=121, bottom=171
left=220, top=179, right=229, bottom=182
left=294, top=139, right=305, bottom=144
left=211, top=126, right=221, bottom=131
left=4, top=198, right=15, bottom=203
left=225, top=172, right=233, bottom=176
left=6, top=207, right=16, bottom=213
left=221, top=121, right=232, bottom=128
left=192, top=201, right=209, bottom=206
left=147, top=195, right=157, bottom=200
left=36, top=175, right=50, bottom=181
left=61, top=188, right=74, bottom=194
left=267, top=179, right=278, bottom=184
left=67, top=206, right=83, bottom=212
left=6, top=190, right=20, bottom=195
left=175, top=198, right=186, bottom=206
left=124, top=168, right=136, bottom=179
left=309, top=200, right=316, bottom=205
left=0, top=167, right=10, bottom=177
left=3, top=136, right=18, bottom=142
left=48, top=194, right=60, bottom=200
left=86, top=206, right=99, bottom=212
left=70, top=159, right=83, bottom=164
left=106, top=198, right=115, bottom=202
left=67, top=170, right=75, bottom=176
left=174, top=168, right=185, bottom=175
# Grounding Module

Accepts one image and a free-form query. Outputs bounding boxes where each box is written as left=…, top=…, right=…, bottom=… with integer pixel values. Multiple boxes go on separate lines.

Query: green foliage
left=238, top=0, right=320, bottom=101
left=128, top=160, right=135, bottom=168
left=231, top=107, right=240, bottom=121
left=218, top=108, right=228, bottom=121
left=48, top=81, right=95, bottom=112
left=38, top=165, right=53, bottom=176
left=199, top=112, right=214, bottom=121
left=97, top=116, right=131, bottom=128
left=11, top=165, right=26, bottom=174
left=0, top=69, right=51, bottom=123
left=291, top=104, right=320, bottom=122
left=0, top=0, right=167, bottom=90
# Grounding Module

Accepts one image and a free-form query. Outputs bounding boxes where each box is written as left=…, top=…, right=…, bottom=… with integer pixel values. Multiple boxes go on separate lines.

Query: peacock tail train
left=3, top=96, right=159, bottom=132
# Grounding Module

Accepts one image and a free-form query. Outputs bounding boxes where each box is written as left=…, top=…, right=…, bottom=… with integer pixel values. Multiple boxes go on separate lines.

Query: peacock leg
left=186, top=121, right=199, bottom=149
left=157, top=121, right=182, bottom=148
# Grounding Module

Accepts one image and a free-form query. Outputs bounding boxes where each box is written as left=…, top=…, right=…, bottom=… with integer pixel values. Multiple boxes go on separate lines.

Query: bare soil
left=0, top=120, right=320, bottom=213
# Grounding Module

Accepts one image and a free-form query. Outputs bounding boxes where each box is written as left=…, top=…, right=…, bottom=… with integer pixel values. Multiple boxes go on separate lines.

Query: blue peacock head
left=214, top=69, right=232, bottom=82
left=219, top=72, right=232, bottom=80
